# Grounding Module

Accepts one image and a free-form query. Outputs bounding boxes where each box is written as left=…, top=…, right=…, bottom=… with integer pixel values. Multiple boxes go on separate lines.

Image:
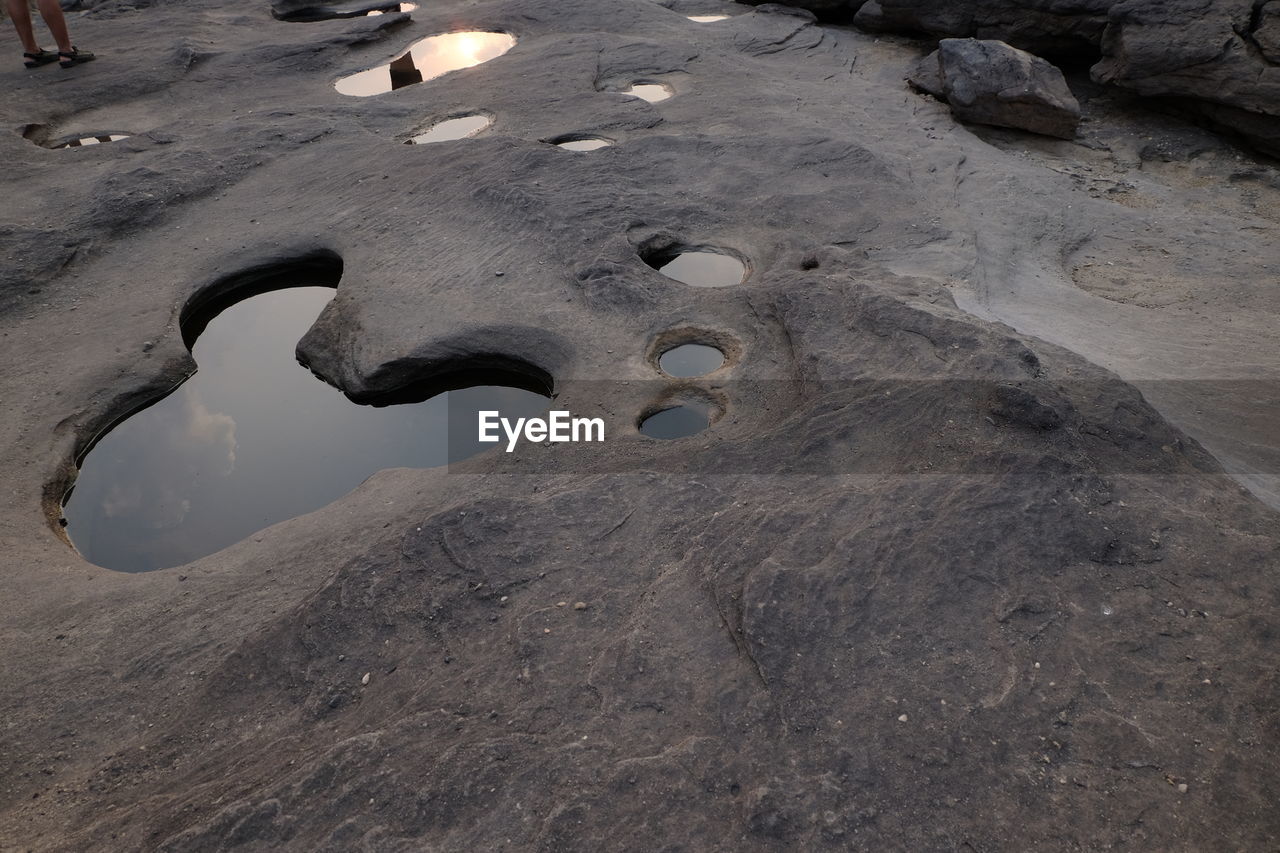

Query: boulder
left=910, top=38, right=1081, bottom=138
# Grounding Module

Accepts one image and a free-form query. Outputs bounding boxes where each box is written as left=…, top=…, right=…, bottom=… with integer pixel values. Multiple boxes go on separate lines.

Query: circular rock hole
left=644, top=247, right=746, bottom=288
left=639, top=403, right=710, bottom=440
left=551, top=134, right=613, bottom=151
left=406, top=114, right=492, bottom=144
left=658, top=344, right=724, bottom=378
left=619, top=81, right=673, bottom=103
left=53, top=134, right=130, bottom=149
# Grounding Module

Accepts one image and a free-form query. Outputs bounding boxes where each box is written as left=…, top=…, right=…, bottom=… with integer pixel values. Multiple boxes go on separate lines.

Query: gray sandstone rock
left=2, top=0, right=1279, bottom=849
left=910, top=39, right=1081, bottom=138
left=794, top=0, right=1280, bottom=155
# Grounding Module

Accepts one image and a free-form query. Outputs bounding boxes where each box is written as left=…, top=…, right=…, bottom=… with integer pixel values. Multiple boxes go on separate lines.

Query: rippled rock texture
left=1, top=0, right=1278, bottom=849
left=756, top=0, right=1280, bottom=155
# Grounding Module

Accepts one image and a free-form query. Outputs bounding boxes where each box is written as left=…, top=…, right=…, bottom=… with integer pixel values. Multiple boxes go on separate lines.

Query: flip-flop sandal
left=59, top=48, right=95, bottom=69
left=23, top=49, right=58, bottom=68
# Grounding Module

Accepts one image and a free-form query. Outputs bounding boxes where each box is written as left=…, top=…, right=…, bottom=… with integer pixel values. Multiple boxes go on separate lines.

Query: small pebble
left=361, top=672, right=370, bottom=686
left=897, top=714, right=908, bottom=723
left=543, top=628, right=551, bottom=634
left=557, top=601, right=567, bottom=607
left=573, top=601, right=588, bottom=611
left=1178, top=783, right=1189, bottom=793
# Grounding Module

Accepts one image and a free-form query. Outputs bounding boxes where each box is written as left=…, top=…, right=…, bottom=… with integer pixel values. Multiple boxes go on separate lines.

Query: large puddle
left=63, top=287, right=548, bottom=572
left=335, top=31, right=517, bottom=96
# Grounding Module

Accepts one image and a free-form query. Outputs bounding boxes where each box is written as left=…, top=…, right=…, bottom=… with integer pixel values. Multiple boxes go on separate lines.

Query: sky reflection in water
left=64, top=287, right=548, bottom=572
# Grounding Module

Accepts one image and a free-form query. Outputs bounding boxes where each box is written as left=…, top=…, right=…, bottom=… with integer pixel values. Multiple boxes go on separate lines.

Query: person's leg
left=5, top=0, right=42, bottom=54
left=34, top=0, right=71, bottom=52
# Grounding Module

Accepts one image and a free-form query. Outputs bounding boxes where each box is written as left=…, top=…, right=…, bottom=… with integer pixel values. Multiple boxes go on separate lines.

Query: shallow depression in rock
left=639, top=404, right=710, bottom=440
left=407, top=114, right=492, bottom=144
left=54, top=134, right=129, bottom=149
left=620, top=82, right=673, bottom=103
left=335, top=31, right=517, bottom=97
left=554, top=136, right=612, bottom=151
left=649, top=250, right=745, bottom=287
left=659, top=344, right=724, bottom=377
left=62, top=286, right=549, bottom=573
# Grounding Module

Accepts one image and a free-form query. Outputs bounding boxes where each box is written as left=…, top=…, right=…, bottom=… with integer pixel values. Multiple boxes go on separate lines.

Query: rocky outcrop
left=910, top=38, right=1082, bottom=138
left=778, top=0, right=1280, bottom=155
left=2, top=0, right=1279, bottom=849
left=854, top=0, right=1112, bottom=59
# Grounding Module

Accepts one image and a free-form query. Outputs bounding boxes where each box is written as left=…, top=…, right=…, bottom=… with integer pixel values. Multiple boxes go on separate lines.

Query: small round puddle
left=620, top=82, right=672, bottom=103
left=62, top=285, right=549, bottom=572
left=336, top=31, right=517, bottom=97
left=555, top=136, right=612, bottom=151
left=688, top=14, right=729, bottom=22
left=659, top=344, right=724, bottom=378
left=407, top=114, right=492, bottom=144
left=54, top=134, right=129, bottom=149
left=648, top=249, right=745, bottom=288
left=640, top=404, right=710, bottom=440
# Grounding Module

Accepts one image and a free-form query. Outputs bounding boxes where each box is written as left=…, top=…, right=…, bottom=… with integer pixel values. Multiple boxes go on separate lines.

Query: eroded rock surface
left=771, top=0, right=1280, bottom=155
left=911, top=38, right=1081, bottom=138
left=1, top=0, right=1278, bottom=850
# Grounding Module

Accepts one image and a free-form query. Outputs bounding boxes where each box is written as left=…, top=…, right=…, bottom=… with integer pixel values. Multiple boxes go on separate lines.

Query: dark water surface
left=64, top=287, right=548, bottom=572
left=639, top=404, right=710, bottom=440
left=659, top=344, right=724, bottom=377
left=335, top=31, right=517, bottom=96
